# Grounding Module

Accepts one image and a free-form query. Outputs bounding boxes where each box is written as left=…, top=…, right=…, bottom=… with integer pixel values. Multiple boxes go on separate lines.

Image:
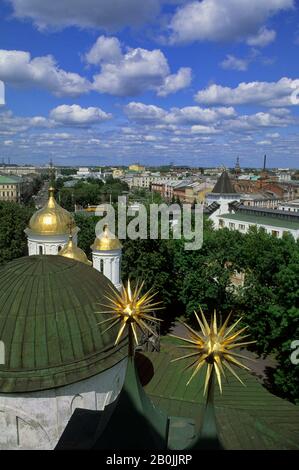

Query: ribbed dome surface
left=0, top=256, right=127, bottom=393
left=27, top=187, right=75, bottom=235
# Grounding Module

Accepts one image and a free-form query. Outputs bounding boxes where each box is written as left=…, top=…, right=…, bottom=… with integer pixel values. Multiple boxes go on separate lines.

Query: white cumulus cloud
left=49, top=104, right=112, bottom=126
left=124, top=102, right=167, bottom=121
left=220, top=55, right=250, bottom=71
left=169, top=0, right=293, bottom=44
left=157, top=67, right=192, bottom=97
left=191, top=125, right=219, bottom=134
left=8, top=0, right=161, bottom=31
left=85, top=36, right=122, bottom=65
left=223, top=111, right=293, bottom=131
left=247, top=27, right=276, bottom=47
left=195, top=78, right=299, bottom=106
left=0, top=50, right=90, bottom=96
left=257, top=140, right=272, bottom=145
left=87, top=36, right=191, bottom=96
left=124, top=101, right=236, bottom=126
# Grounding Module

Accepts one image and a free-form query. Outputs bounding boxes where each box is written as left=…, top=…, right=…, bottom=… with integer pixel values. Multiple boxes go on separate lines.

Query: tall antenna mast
left=49, top=158, right=55, bottom=186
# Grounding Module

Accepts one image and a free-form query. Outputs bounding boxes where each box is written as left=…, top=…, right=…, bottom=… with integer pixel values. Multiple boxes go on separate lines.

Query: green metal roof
left=219, top=213, right=299, bottom=230
left=140, top=349, right=299, bottom=450
left=0, top=175, right=21, bottom=184
left=56, top=349, right=299, bottom=450
left=91, top=356, right=169, bottom=450
left=0, top=256, right=127, bottom=393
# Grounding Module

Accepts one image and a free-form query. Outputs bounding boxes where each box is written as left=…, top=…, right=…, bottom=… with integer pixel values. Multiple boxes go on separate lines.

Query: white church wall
left=0, top=358, right=127, bottom=450
left=92, top=250, right=122, bottom=290
left=26, top=228, right=79, bottom=256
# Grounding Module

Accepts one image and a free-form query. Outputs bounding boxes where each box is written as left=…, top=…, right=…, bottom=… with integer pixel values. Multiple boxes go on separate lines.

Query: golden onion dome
left=91, top=224, right=122, bottom=251
left=28, top=187, right=75, bottom=235
left=59, top=235, right=92, bottom=265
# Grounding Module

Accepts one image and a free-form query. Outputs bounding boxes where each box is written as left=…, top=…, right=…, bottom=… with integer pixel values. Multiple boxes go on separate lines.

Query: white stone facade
left=26, top=229, right=78, bottom=256
left=92, top=249, right=122, bottom=290
left=217, top=215, right=299, bottom=240
left=0, top=358, right=126, bottom=450
left=207, top=194, right=240, bottom=229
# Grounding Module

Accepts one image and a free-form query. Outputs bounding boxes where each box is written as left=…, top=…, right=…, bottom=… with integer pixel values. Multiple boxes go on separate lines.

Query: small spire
left=67, top=220, right=74, bottom=236
left=48, top=158, right=58, bottom=191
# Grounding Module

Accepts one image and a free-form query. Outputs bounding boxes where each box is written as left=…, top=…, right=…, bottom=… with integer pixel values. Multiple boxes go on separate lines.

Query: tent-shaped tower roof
left=212, top=170, right=236, bottom=194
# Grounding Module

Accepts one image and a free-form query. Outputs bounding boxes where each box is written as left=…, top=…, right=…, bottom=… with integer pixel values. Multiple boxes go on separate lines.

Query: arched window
left=57, top=246, right=62, bottom=252
left=39, top=246, right=43, bottom=255
left=100, top=259, right=104, bottom=272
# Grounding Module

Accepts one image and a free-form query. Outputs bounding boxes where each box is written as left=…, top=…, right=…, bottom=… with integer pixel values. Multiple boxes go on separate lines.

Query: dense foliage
left=121, top=220, right=299, bottom=403
left=0, top=202, right=34, bottom=265
left=56, top=177, right=129, bottom=210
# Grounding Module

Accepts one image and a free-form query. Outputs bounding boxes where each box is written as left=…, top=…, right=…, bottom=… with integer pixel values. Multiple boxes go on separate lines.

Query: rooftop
left=0, top=175, right=22, bottom=184
left=0, top=256, right=127, bottom=393
left=219, top=213, right=299, bottom=230
left=56, top=348, right=299, bottom=450
left=141, top=349, right=299, bottom=450
left=212, top=171, right=236, bottom=194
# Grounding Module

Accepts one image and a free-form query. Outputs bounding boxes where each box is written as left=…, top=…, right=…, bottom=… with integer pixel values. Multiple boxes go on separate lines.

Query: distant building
left=206, top=172, right=299, bottom=239
left=240, top=193, right=282, bottom=209
left=187, top=181, right=215, bottom=203
left=132, top=174, right=177, bottom=189
left=0, top=175, right=21, bottom=202
left=129, top=164, right=145, bottom=172
left=205, top=171, right=241, bottom=228
left=112, top=168, right=124, bottom=178
left=173, top=181, right=194, bottom=202
left=278, top=199, right=299, bottom=213
left=277, top=172, right=292, bottom=182
left=217, top=205, right=299, bottom=240
left=0, top=165, right=47, bottom=176
left=234, top=157, right=241, bottom=176
left=77, top=167, right=90, bottom=177
left=72, top=167, right=103, bottom=180
left=151, top=179, right=191, bottom=201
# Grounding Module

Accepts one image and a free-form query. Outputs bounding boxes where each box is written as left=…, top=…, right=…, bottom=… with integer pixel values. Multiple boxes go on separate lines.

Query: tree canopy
left=0, top=202, right=34, bottom=265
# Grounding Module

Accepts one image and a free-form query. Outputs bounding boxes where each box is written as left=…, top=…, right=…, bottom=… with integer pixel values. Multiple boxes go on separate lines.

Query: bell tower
left=91, top=225, right=122, bottom=290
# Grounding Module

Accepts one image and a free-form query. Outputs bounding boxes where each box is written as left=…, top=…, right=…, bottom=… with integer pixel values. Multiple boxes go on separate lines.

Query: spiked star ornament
left=171, top=308, right=256, bottom=395
left=96, top=280, right=163, bottom=355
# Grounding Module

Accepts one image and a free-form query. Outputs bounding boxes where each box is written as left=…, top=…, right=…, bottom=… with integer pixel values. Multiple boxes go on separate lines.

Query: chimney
left=263, top=154, right=267, bottom=171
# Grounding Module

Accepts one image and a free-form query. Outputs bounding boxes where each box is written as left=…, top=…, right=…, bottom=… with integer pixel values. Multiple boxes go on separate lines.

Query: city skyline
left=1, top=0, right=299, bottom=168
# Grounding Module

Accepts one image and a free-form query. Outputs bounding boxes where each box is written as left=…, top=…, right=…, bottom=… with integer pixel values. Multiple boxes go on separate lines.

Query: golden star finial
left=171, top=308, right=256, bottom=394
left=96, top=280, right=163, bottom=353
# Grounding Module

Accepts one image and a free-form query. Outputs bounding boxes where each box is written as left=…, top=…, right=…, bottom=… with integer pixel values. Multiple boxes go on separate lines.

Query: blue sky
left=0, top=0, right=299, bottom=168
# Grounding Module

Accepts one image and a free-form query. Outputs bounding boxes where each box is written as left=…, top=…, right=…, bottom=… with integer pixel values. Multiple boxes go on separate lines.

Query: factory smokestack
left=263, top=154, right=267, bottom=171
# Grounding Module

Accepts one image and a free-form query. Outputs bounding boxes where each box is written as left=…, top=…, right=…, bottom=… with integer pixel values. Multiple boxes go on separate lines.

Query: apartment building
left=217, top=206, right=299, bottom=240
left=0, top=175, right=21, bottom=202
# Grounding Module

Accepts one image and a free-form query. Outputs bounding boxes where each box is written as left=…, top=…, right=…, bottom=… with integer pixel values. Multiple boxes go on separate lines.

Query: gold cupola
left=59, top=235, right=92, bottom=265
left=28, top=186, right=75, bottom=235
left=91, top=224, right=122, bottom=251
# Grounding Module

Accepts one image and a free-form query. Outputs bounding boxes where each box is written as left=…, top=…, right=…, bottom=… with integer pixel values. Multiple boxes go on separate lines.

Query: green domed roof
left=0, top=256, right=127, bottom=393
